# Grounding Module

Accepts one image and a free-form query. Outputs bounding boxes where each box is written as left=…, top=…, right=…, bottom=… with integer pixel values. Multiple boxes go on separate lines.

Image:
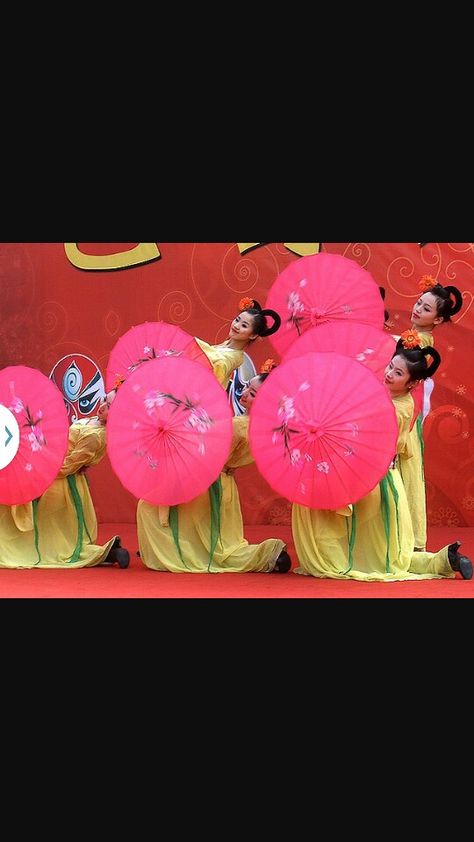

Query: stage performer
left=292, top=339, right=472, bottom=582
left=195, top=298, right=281, bottom=389
left=398, top=276, right=463, bottom=550
left=0, top=385, right=130, bottom=569
left=137, top=361, right=291, bottom=573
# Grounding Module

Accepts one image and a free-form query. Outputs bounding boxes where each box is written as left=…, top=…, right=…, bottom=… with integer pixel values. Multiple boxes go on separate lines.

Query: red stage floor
left=1, top=524, right=473, bottom=598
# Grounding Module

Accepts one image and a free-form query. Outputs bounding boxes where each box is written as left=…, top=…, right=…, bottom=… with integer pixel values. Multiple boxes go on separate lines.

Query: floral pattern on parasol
left=265, top=253, right=386, bottom=357
left=106, top=321, right=212, bottom=392
left=107, top=356, right=233, bottom=506
left=0, top=366, right=70, bottom=505
left=283, top=321, right=396, bottom=383
left=249, top=352, right=398, bottom=510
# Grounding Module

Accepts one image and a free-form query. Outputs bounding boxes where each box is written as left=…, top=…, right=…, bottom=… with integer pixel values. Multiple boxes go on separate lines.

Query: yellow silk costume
left=194, top=338, right=244, bottom=389
left=137, top=416, right=285, bottom=573
left=0, top=421, right=117, bottom=569
left=399, top=329, right=434, bottom=550
left=292, top=392, right=454, bottom=581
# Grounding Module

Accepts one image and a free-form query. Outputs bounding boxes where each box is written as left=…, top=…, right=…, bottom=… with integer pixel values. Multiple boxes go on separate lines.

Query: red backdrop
left=1, top=242, right=473, bottom=528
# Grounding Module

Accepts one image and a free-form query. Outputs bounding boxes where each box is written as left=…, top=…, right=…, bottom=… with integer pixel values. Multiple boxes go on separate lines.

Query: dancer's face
left=97, top=390, right=116, bottom=424
left=229, top=311, right=258, bottom=345
left=384, top=355, right=412, bottom=396
left=411, top=292, right=442, bottom=330
left=240, top=376, right=263, bottom=411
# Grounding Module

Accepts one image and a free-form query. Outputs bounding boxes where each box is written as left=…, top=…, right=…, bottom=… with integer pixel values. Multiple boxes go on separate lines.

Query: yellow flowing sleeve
left=225, top=416, right=254, bottom=469
left=394, top=394, right=414, bottom=459
left=56, top=423, right=107, bottom=478
left=194, top=338, right=244, bottom=388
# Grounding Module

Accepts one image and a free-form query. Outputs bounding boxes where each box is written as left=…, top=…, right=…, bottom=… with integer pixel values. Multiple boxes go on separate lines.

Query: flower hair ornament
left=419, top=275, right=438, bottom=292
left=261, top=359, right=277, bottom=374
left=400, top=329, right=422, bottom=350
left=239, top=297, right=255, bottom=312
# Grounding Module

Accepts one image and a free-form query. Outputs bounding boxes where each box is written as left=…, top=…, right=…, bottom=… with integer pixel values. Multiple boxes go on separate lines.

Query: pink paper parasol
left=265, top=253, right=386, bottom=357
left=283, top=321, right=396, bottom=383
left=249, top=352, right=398, bottom=510
left=0, top=366, right=70, bottom=505
left=106, top=321, right=212, bottom=392
left=106, top=356, right=233, bottom=506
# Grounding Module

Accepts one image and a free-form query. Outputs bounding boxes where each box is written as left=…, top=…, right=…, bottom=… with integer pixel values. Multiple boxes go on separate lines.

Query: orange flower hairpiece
left=261, top=358, right=276, bottom=374
left=419, top=274, right=438, bottom=292
left=400, top=329, right=422, bottom=350
left=239, top=297, right=255, bottom=312
left=113, top=375, right=126, bottom=391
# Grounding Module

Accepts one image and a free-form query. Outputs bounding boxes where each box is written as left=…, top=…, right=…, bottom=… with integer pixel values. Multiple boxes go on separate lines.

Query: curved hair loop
left=444, top=285, right=463, bottom=317
left=422, top=346, right=441, bottom=378
left=260, top=308, right=282, bottom=337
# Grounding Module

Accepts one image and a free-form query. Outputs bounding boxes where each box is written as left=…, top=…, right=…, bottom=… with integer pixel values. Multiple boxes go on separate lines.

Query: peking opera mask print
left=227, top=352, right=257, bottom=416
left=50, top=354, right=105, bottom=423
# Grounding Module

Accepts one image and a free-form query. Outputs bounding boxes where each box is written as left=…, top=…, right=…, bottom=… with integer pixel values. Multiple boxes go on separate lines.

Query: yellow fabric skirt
left=399, top=418, right=427, bottom=550
left=0, top=474, right=116, bottom=569
left=292, top=468, right=453, bottom=582
left=138, top=472, right=285, bottom=573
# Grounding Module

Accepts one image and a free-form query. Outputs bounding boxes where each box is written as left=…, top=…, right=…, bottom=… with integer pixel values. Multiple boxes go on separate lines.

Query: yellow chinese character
left=283, top=243, right=320, bottom=256
left=64, top=243, right=161, bottom=270
left=237, top=243, right=320, bottom=256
